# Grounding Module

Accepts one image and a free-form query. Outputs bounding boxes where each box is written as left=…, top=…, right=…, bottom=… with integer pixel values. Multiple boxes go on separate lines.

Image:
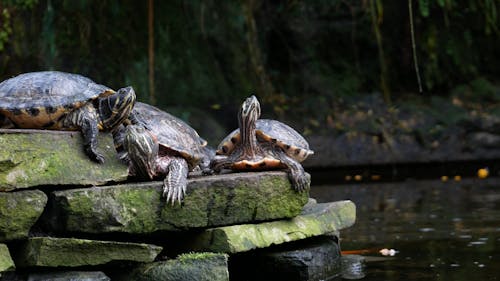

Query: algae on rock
left=184, top=200, right=356, bottom=253
left=124, top=252, right=229, bottom=281
left=0, top=190, right=47, bottom=242
left=46, top=171, right=309, bottom=234
left=0, top=244, right=15, bottom=273
left=0, top=129, right=128, bottom=191
left=13, top=237, right=163, bottom=268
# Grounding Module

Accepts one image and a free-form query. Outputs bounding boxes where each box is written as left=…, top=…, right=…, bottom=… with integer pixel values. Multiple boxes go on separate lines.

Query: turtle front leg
left=163, top=157, right=189, bottom=205
left=276, top=153, right=310, bottom=192
left=65, top=104, right=104, bottom=163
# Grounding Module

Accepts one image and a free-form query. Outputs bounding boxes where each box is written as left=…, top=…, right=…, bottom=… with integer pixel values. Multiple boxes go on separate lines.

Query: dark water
left=310, top=177, right=500, bottom=281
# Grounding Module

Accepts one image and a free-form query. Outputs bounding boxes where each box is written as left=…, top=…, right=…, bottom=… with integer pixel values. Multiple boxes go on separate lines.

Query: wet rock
left=0, top=190, right=47, bottom=242
left=341, top=255, right=366, bottom=280
left=183, top=200, right=356, bottom=253
left=46, top=171, right=309, bottom=234
left=0, top=129, right=128, bottom=191
left=27, top=271, right=110, bottom=281
left=230, top=236, right=341, bottom=281
left=120, top=253, right=229, bottom=281
left=467, top=132, right=500, bottom=149
left=12, top=237, right=162, bottom=268
left=0, top=244, right=15, bottom=273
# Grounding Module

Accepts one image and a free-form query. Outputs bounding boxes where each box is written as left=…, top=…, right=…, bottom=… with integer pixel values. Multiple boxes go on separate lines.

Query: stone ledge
left=26, top=271, right=110, bottom=281
left=0, top=129, right=128, bottom=191
left=183, top=200, right=356, bottom=253
left=12, top=237, right=162, bottom=268
left=120, top=253, right=229, bottom=281
left=0, top=244, right=15, bottom=273
left=46, top=171, right=309, bottom=234
left=0, top=190, right=47, bottom=242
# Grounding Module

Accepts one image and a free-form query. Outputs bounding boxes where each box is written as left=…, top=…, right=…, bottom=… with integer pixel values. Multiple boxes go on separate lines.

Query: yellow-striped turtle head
left=98, top=86, right=136, bottom=131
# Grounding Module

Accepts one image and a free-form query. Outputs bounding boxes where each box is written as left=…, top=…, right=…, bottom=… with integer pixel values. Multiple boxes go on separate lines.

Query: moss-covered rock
left=46, top=171, right=309, bottom=234
left=27, top=271, right=110, bottom=281
left=0, top=244, right=15, bottom=272
left=184, top=200, right=356, bottom=253
left=122, top=252, right=229, bottom=281
left=12, top=237, right=162, bottom=268
left=0, top=190, right=47, bottom=242
left=0, top=129, right=128, bottom=191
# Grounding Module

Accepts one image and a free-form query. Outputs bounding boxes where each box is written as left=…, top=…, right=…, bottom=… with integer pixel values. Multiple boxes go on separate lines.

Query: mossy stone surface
left=0, top=244, right=15, bottom=272
left=124, top=253, right=229, bottom=281
left=13, top=237, right=162, bottom=268
left=27, top=271, right=110, bottom=281
left=0, top=129, right=128, bottom=191
left=0, top=190, right=47, bottom=242
left=185, top=200, right=356, bottom=253
left=46, top=171, right=309, bottom=234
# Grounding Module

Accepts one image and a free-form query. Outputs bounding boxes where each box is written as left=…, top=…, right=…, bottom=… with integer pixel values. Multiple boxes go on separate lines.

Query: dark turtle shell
left=131, top=102, right=206, bottom=169
left=0, top=71, right=114, bottom=129
left=217, top=119, right=313, bottom=163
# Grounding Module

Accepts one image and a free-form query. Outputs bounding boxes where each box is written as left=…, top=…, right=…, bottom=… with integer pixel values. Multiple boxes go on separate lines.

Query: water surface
left=311, top=177, right=500, bottom=280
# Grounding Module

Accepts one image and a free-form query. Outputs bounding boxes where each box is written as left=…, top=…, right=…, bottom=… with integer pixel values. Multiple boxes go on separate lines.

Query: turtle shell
left=131, top=102, right=206, bottom=169
left=217, top=119, right=313, bottom=162
left=0, top=71, right=114, bottom=129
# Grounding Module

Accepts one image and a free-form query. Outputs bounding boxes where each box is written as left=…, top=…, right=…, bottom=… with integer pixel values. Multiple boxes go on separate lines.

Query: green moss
left=177, top=252, right=223, bottom=262
left=187, top=201, right=356, bottom=253
left=0, top=131, right=128, bottom=191
left=16, top=237, right=163, bottom=267
left=50, top=172, right=309, bottom=234
left=130, top=252, right=229, bottom=281
left=0, top=244, right=15, bottom=272
left=0, top=190, right=47, bottom=242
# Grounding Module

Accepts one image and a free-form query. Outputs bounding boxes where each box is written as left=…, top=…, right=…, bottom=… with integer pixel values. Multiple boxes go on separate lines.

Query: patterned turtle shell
left=131, top=102, right=206, bottom=169
left=216, top=119, right=313, bottom=164
left=0, top=71, right=119, bottom=129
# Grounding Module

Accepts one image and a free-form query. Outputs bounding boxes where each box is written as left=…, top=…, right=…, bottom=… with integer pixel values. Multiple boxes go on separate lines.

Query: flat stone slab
left=27, top=271, right=110, bottom=281
left=121, top=253, right=229, bottom=281
left=0, top=244, right=15, bottom=272
left=12, top=237, right=162, bottom=268
left=0, top=129, right=128, bottom=191
left=0, top=190, right=47, bottom=242
left=184, top=200, right=356, bottom=253
left=46, top=171, right=309, bottom=233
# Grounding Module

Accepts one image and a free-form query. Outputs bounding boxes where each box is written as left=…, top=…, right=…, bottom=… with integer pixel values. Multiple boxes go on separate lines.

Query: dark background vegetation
left=0, top=0, right=499, bottom=145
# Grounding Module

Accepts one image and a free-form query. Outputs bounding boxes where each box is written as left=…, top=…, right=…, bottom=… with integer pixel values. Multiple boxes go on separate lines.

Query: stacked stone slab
left=0, top=130, right=356, bottom=281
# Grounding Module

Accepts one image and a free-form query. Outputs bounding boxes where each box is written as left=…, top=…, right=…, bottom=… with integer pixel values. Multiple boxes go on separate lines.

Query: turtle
left=115, top=102, right=208, bottom=204
left=210, top=95, right=313, bottom=191
left=0, top=71, right=137, bottom=163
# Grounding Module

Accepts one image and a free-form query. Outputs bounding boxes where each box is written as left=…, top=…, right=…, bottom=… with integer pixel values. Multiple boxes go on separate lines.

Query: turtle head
left=99, top=86, right=137, bottom=131
left=238, top=95, right=261, bottom=128
left=124, top=125, right=158, bottom=180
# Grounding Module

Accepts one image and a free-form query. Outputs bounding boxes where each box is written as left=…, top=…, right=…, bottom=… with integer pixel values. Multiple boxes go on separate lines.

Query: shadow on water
left=310, top=177, right=500, bottom=281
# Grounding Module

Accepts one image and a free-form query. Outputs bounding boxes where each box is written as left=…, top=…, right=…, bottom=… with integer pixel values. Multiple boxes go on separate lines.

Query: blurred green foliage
left=0, top=0, right=498, bottom=132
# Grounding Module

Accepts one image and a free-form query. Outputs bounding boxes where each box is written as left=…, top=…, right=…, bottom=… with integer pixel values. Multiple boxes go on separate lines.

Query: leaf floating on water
left=477, top=167, right=489, bottom=179
left=379, top=248, right=398, bottom=256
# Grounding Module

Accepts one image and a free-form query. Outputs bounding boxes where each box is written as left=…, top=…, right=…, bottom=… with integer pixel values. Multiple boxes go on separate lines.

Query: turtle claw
left=94, top=153, right=105, bottom=164
left=163, top=184, right=186, bottom=206
left=86, top=145, right=105, bottom=164
left=163, top=158, right=189, bottom=206
left=288, top=165, right=310, bottom=192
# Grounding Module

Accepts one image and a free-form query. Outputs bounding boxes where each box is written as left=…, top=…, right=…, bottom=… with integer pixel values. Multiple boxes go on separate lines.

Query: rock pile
left=0, top=130, right=356, bottom=281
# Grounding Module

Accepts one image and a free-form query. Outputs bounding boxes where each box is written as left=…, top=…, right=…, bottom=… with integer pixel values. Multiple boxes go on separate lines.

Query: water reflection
left=311, top=177, right=500, bottom=280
